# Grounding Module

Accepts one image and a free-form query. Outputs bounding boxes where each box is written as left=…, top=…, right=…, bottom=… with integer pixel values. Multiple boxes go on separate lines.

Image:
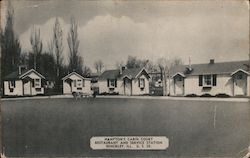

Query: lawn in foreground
left=2, top=98, right=250, bottom=157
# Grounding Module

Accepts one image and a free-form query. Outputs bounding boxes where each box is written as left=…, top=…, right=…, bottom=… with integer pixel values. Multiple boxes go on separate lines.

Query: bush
left=215, top=93, right=230, bottom=98
left=36, top=94, right=45, bottom=96
left=109, top=92, right=119, bottom=95
left=99, top=92, right=119, bottom=95
left=185, top=94, right=198, bottom=97
left=200, top=93, right=214, bottom=97
left=99, top=92, right=108, bottom=95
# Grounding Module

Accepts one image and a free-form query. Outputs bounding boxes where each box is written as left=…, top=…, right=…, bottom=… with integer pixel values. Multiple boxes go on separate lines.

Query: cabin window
left=138, top=78, right=145, bottom=88
left=204, top=75, right=212, bottom=86
left=34, top=79, right=41, bottom=88
left=109, top=79, right=117, bottom=87
left=199, top=74, right=217, bottom=87
left=76, top=79, right=82, bottom=87
left=73, top=80, right=76, bottom=87
left=9, top=81, right=15, bottom=88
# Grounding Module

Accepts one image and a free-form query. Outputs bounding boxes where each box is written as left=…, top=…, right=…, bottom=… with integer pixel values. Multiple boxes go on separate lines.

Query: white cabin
left=3, top=69, right=45, bottom=96
left=168, top=60, right=250, bottom=97
left=98, top=67, right=150, bottom=95
left=62, top=72, right=92, bottom=95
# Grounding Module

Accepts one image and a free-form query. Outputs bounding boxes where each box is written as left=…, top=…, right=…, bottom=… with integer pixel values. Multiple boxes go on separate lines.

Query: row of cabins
left=2, top=59, right=250, bottom=97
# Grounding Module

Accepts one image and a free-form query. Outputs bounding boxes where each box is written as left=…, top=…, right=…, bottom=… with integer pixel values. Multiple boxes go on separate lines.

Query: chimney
left=188, top=56, right=192, bottom=70
left=18, top=66, right=22, bottom=75
left=209, top=59, right=215, bottom=64
left=120, top=66, right=126, bottom=75
left=18, top=65, right=27, bottom=75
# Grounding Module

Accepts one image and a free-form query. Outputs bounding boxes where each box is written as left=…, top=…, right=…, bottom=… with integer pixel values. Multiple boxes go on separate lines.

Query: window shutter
left=82, top=79, right=85, bottom=87
left=107, top=79, right=109, bottom=87
left=199, top=75, right=203, bottom=86
left=115, top=79, right=117, bottom=87
left=143, top=79, right=145, bottom=87
left=32, top=79, right=35, bottom=87
left=138, top=78, right=140, bottom=87
left=73, top=80, right=76, bottom=87
left=8, top=81, right=10, bottom=89
left=14, top=81, right=16, bottom=88
left=212, top=74, right=217, bottom=86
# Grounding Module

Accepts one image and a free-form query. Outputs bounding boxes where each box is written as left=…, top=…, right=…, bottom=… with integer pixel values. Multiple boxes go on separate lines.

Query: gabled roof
left=4, top=71, right=22, bottom=80
left=172, top=72, right=185, bottom=78
left=4, top=69, right=45, bottom=80
left=231, top=69, right=250, bottom=76
left=170, top=60, right=250, bottom=76
left=98, top=70, right=120, bottom=80
left=19, top=69, right=45, bottom=79
left=62, top=72, right=90, bottom=80
left=99, top=68, right=150, bottom=80
left=120, top=68, right=142, bottom=79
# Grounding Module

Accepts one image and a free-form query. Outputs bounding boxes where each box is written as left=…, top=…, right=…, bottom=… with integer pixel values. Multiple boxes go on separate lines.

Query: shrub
left=99, top=92, right=119, bottom=95
left=99, top=92, right=108, bottom=95
left=36, top=94, right=45, bottom=96
left=185, top=94, right=198, bottom=97
left=109, top=92, right=119, bottom=95
left=200, top=93, right=214, bottom=97
left=215, top=93, right=230, bottom=98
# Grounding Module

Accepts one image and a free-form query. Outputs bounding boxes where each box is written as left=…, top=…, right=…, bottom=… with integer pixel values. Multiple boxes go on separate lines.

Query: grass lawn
left=2, top=98, right=250, bottom=157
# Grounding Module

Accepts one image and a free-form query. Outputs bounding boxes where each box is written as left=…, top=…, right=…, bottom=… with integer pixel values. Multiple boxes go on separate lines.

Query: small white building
left=62, top=72, right=92, bottom=95
left=3, top=69, right=45, bottom=96
left=169, top=59, right=250, bottom=97
left=98, top=67, right=150, bottom=95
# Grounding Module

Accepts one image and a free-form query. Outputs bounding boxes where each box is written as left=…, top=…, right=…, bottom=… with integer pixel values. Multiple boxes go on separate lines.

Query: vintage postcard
left=0, top=0, right=249, bottom=157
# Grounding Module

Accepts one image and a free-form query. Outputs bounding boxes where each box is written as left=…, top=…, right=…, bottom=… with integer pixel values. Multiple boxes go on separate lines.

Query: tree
left=125, top=56, right=148, bottom=69
left=67, top=17, right=82, bottom=74
left=157, top=57, right=183, bottom=96
left=30, top=26, right=43, bottom=71
left=39, top=52, right=56, bottom=80
left=82, top=65, right=92, bottom=77
left=144, top=60, right=158, bottom=72
left=19, top=52, right=29, bottom=65
left=157, top=58, right=171, bottom=96
left=1, top=1, right=21, bottom=79
left=53, top=18, right=63, bottom=77
left=94, top=60, right=104, bottom=73
left=171, top=57, right=183, bottom=68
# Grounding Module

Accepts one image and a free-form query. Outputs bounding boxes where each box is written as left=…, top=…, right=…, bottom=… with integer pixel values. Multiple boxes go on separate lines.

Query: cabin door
left=24, top=81, right=32, bottom=95
left=234, top=73, right=247, bottom=96
left=175, top=76, right=184, bottom=96
left=124, top=78, right=132, bottom=96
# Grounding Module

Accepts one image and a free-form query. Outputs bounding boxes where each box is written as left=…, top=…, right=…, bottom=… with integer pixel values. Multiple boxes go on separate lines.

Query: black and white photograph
left=0, top=0, right=249, bottom=157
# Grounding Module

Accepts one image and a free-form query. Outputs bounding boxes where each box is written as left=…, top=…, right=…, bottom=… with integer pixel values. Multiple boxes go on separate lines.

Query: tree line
left=1, top=2, right=183, bottom=94
left=0, top=3, right=91, bottom=92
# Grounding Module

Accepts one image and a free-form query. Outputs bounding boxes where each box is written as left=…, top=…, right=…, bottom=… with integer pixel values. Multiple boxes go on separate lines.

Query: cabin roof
left=4, top=69, right=45, bottom=80
left=99, top=68, right=149, bottom=80
left=170, top=60, right=249, bottom=76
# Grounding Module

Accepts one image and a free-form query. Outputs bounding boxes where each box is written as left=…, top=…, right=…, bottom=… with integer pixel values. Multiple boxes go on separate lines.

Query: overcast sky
left=1, top=0, right=249, bottom=70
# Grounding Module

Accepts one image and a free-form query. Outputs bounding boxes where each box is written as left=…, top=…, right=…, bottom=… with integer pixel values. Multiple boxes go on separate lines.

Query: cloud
left=19, top=13, right=249, bottom=71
